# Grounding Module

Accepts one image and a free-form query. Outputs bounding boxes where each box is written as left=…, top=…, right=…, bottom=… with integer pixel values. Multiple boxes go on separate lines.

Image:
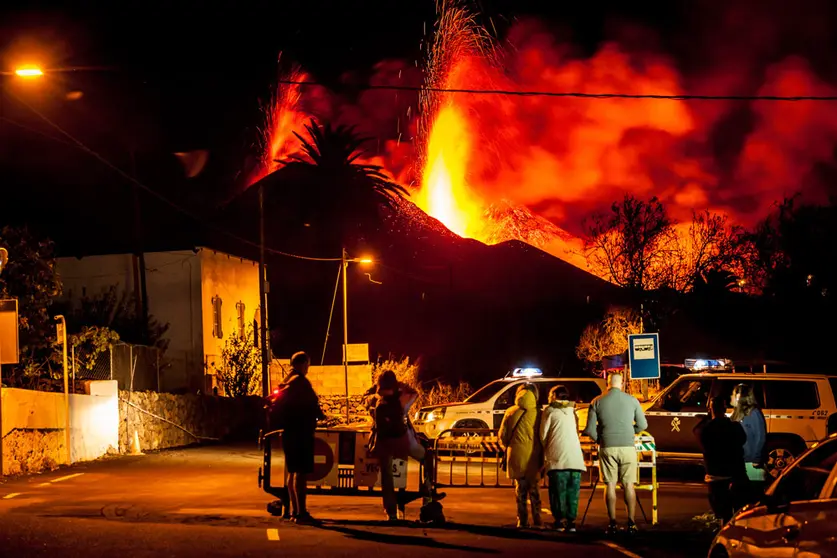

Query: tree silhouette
left=268, top=119, right=408, bottom=251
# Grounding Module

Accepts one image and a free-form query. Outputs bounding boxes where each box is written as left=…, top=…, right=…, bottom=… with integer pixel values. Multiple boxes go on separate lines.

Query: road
left=0, top=444, right=716, bottom=557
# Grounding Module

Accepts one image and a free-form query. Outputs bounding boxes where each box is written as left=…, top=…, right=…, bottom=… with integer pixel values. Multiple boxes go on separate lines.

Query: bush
left=218, top=325, right=262, bottom=397
left=371, top=356, right=472, bottom=409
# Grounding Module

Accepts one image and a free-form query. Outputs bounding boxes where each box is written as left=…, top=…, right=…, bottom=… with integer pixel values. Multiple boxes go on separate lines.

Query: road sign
left=309, top=433, right=339, bottom=485
left=0, top=299, right=19, bottom=364
left=628, top=333, right=660, bottom=380
left=353, top=432, right=407, bottom=489
left=343, top=343, right=369, bottom=364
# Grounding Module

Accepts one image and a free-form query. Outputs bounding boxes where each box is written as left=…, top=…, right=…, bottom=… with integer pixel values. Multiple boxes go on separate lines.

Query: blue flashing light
left=685, top=358, right=733, bottom=371
left=512, top=367, right=543, bottom=378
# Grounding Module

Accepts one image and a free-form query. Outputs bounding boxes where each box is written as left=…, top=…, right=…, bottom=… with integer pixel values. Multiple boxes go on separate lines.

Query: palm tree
left=272, top=119, right=408, bottom=250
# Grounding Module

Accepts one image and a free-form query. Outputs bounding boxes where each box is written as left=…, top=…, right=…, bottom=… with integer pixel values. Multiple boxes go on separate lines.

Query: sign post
left=628, top=333, right=661, bottom=383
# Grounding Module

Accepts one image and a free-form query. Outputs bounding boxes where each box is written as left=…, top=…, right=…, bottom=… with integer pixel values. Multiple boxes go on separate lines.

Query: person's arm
left=582, top=402, right=598, bottom=442
left=754, top=410, right=767, bottom=463
left=539, top=409, right=551, bottom=446
left=498, top=409, right=514, bottom=448
left=634, top=398, right=649, bottom=434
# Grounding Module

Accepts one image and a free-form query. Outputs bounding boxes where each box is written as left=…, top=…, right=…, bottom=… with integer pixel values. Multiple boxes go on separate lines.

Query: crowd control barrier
left=258, top=427, right=425, bottom=518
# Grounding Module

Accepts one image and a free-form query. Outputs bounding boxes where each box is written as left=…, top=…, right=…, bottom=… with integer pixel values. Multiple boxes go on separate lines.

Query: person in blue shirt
left=731, top=383, right=767, bottom=499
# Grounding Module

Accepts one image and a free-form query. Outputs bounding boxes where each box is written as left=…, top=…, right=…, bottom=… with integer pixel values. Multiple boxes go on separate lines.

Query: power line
left=2, top=88, right=342, bottom=263
left=276, top=80, right=837, bottom=102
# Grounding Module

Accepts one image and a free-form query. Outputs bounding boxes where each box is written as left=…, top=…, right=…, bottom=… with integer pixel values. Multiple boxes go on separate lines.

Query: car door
left=492, top=382, right=521, bottom=430
left=645, top=376, right=713, bottom=454
left=728, top=439, right=837, bottom=557
left=794, top=460, right=837, bottom=557
left=568, top=381, right=604, bottom=432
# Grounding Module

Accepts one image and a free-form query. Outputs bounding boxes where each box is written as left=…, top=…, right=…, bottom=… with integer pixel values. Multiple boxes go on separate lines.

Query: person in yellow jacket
left=499, top=384, right=543, bottom=528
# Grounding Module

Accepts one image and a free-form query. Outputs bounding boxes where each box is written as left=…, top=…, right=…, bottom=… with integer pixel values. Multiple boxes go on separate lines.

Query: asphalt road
left=0, top=444, right=716, bottom=558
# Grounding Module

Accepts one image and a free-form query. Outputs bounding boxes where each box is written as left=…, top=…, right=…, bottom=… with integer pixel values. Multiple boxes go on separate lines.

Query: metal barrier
left=580, top=432, right=658, bottom=525
left=258, top=427, right=425, bottom=518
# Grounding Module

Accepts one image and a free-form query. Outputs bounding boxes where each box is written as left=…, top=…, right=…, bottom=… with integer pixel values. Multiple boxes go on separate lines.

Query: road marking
left=2, top=493, right=21, bottom=499
left=38, top=483, right=51, bottom=488
left=50, top=473, right=85, bottom=484
left=600, top=540, right=644, bottom=558
left=174, top=508, right=266, bottom=517
left=266, top=528, right=280, bottom=541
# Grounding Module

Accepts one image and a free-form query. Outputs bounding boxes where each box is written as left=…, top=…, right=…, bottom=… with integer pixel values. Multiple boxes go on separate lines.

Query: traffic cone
left=129, top=430, right=144, bottom=456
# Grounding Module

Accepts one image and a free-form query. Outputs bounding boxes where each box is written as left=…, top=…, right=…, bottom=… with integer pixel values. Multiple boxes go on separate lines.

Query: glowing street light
left=340, top=250, right=375, bottom=423
left=14, top=65, right=44, bottom=79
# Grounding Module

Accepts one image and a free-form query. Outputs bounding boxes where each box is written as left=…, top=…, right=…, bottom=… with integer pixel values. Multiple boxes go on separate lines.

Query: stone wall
left=319, top=395, right=371, bottom=427
left=2, top=429, right=66, bottom=476
left=118, top=391, right=262, bottom=453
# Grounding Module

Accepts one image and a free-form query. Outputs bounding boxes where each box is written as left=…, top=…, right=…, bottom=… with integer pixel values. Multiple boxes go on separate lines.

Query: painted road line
left=37, top=483, right=51, bottom=488
left=50, top=473, right=85, bottom=484
left=266, top=528, right=280, bottom=541
left=2, top=493, right=21, bottom=499
left=174, top=508, right=266, bottom=517
left=600, top=540, right=644, bottom=558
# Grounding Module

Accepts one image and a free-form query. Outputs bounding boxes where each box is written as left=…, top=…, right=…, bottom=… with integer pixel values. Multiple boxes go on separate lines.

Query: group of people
left=500, top=371, right=648, bottom=534
left=693, top=384, right=767, bottom=524
left=271, top=354, right=766, bottom=530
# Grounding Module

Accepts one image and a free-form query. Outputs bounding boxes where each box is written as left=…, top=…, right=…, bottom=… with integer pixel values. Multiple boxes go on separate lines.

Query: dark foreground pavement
left=0, top=444, right=715, bottom=558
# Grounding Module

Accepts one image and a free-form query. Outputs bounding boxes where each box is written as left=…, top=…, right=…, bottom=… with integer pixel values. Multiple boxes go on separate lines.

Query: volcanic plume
left=249, top=0, right=837, bottom=276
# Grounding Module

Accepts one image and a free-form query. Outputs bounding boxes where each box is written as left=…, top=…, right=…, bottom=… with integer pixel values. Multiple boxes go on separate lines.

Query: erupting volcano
left=249, top=0, right=837, bottom=278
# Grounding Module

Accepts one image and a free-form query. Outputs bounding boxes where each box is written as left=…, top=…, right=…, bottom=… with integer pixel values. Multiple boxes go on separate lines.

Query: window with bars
left=236, top=301, right=246, bottom=339
left=212, top=296, right=223, bottom=339
left=253, top=306, right=261, bottom=348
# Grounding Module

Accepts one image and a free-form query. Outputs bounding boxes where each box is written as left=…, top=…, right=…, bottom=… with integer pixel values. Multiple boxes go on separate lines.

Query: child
left=499, top=384, right=543, bottom=528
left=540, top=385, right=587, bottom=531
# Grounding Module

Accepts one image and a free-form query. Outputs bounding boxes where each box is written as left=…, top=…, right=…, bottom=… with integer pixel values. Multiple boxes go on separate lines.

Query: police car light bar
left=685, top=358, right=733, bottom=371
left=511, top=367, right=543, bottom=378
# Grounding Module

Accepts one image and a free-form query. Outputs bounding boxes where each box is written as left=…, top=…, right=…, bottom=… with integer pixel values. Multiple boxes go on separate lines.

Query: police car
left=645, top=358, right=837, bottom=477
left=413, top=368, right=607, bottom=438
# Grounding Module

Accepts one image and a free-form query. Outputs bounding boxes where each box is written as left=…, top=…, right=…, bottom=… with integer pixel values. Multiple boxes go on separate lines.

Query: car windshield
left=465, top=380, right=509, bottom=403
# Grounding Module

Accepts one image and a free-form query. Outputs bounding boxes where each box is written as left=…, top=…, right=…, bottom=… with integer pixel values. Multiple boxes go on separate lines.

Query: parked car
left=413, top=368, right=606, bottom=438
left=708, top=434, right=837, bottom=557
left=646, top=366, right=837, bottom=477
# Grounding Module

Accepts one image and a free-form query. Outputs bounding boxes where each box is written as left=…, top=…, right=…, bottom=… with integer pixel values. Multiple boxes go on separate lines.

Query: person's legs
left=566, top=471, right=582, bottom=526
left=529, top=478, right=542, bottom=527
left=380, top=454, right=398, bottom=519
left=618, top=447, right=639, bottom=527
left=514, top=478, right=530, bottom=527
left=555, top=470, right=569, bottom=524
left=623, top=482, right=637, bottom=523
left=295, top=473, right=308, bottom=516
left=547, top=470, right=561, bottom=525
left=605, top=482, right=618, bottom=522
left=287, top=472, right=299, bottom=516
left=708, top=480, right=733, bottom=524
left=599, top=447, right=619, bottom=524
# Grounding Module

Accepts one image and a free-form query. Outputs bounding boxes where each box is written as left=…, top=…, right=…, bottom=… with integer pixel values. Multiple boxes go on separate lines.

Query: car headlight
left=426, top=408, right=446, bottom=422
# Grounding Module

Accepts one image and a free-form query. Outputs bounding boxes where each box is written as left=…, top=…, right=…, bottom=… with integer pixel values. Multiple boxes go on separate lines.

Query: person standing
left=499, top=384, right=543, bottom=528
left=731, top=383, right=767, bottom=498
left=275, top=351, right=325, bottom=524
left=540, top=385, right=587, bottom=532
left=694, top=396, right=748, bottom=524
left=371, top=370, right=444, bottom=522
left=583, top=372, right=648, bottom=535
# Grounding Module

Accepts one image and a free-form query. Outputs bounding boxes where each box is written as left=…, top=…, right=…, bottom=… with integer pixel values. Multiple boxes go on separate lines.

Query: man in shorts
left=583, top=371, right=648, bottom=535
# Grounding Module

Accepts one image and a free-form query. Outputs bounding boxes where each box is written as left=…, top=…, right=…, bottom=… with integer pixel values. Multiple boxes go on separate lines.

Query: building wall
left=198, top=249, right=262, bottom=393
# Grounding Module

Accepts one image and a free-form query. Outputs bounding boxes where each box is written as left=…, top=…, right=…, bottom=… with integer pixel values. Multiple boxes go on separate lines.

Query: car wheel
left=709, top=544, right=729, bottom=558
left=765, top=439, right=801, bottom=478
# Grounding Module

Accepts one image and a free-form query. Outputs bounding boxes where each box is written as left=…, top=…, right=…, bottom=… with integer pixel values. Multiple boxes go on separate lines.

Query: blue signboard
left=628, top=333, right=660, bottom=380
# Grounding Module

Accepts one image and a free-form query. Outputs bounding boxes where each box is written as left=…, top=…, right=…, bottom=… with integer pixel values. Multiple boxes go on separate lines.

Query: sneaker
left=605, top=521, right=619, bottom=536
left=566, top=522, right=577, bottom=533
left=554, top=520, right=566, bottom=531
left=293, top=512, right=320, bottom=525
left=626, top=520, right=638, bottom=535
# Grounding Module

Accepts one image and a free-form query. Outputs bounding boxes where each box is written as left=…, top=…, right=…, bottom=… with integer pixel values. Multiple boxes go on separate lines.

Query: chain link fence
left=69, top=342, right=162, bottom=392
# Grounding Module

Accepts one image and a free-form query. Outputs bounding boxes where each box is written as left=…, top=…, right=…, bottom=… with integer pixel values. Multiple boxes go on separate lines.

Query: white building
left=56, top=247, right=263, bottom=393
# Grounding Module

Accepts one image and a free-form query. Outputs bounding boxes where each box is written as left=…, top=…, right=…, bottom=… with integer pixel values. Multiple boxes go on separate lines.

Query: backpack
left=375, top=392, right=408, bottom=439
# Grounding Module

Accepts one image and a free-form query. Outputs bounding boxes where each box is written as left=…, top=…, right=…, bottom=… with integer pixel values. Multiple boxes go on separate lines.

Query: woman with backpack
left=371, top=370, right=445, bottom=522
left=540, top=385, right=586, bottom=532
left=499, top=384, right=543, bottom=528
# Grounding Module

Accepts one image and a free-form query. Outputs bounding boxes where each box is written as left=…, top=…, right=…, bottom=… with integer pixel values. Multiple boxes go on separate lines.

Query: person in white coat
left=540, top=385, right=587, bottom=532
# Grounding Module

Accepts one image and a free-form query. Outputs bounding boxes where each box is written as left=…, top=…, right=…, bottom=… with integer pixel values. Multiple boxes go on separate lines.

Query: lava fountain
left=415, top=1, right=496, bottom=240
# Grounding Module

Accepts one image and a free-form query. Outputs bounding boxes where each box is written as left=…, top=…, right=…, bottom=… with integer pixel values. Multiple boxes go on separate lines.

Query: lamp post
left=341, top=249, right=373, bottom=424
left=54, top=315, right=70, bottom=465
left=0, top=247, right=6, bottom=475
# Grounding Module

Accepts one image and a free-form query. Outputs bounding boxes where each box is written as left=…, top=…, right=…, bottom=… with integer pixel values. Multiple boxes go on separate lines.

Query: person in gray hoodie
left=583, top=372, right=648, bottom=535
left=540, top=385, right=587, bottom=532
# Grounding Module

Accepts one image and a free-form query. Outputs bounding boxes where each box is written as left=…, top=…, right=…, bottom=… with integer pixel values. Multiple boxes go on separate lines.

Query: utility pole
left=259, top=184, right=270, bottom=397
left=341, top=247, right=350, bottom=425
left=129, top=150, right=149, bottom=344
left=55, top=316, right=70, bottom=465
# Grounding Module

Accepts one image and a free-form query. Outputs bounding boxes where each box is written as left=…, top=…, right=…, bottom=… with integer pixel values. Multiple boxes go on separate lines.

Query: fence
left=71, top=343, right=162, bottom=392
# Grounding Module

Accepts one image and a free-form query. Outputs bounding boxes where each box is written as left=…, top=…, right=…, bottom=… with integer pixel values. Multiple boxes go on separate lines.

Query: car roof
left=501, top=376, right=605, bottom=383
left=676, top=372, right=831, bottom=381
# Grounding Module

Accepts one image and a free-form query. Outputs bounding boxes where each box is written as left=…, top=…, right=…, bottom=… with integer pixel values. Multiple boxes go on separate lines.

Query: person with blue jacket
left=731, top=383, right=767, bottom=497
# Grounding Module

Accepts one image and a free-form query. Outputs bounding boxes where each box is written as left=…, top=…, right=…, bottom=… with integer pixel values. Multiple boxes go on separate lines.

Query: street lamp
left=14, top=65, right=44, bottom=79
left=341, top=249, right=373, bottom=424
left=54, top=315, right=70, bottom=465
